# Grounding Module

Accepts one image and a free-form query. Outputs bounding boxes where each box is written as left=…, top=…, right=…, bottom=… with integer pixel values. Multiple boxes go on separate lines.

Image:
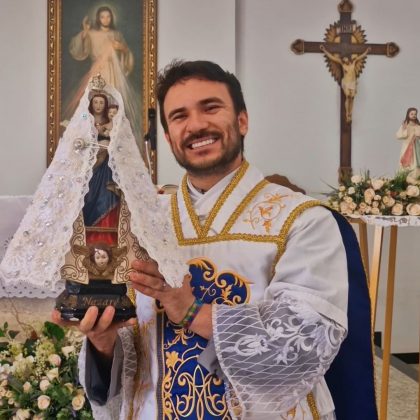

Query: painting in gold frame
left=47, top=0, right=157, bottom=182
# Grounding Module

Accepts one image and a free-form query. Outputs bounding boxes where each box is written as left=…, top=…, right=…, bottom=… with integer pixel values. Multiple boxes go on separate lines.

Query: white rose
left=371, top=207, right=380, bottom=215
left=347, top=187, right=355, bottom=194
left=364, top=188, right=375, bottom=204
left=371, top=179, right=384, bottom=190
left=406, top=185, right=420, bottom=197
left=344, top=196, right=353, bottom=203
left=46, top=367, right=59, bottom=382
left=22, top=382, right=32, bottom=393
left=339, top=185, right=346, bottom=192
left=339, top=202, right=350, bottom=214
left=351, top=174, right=362, bottom=184
left=37, top=395, right=51, bottom=410
left=15, top=409, right=31, bottom=420
left=39, top=379, right=50, bottom=392
left=374, top=195, right=381, bottom=201
left=61, top=346, right=75, bottom=358
left=349, top=202, right=357, bottom=210
left=391, top=203, right=404, bottom=216
left=406, top=203, right=420, bottom=216
left=72, top=394, right=86, bottom=411
left=406, top=172, right=419, bottom=185
left=365, top=206, right=372, bottom=214
left=372, top=201, right=379, bottom=208
left=48, top=354, right=61, bottom=367
left=382, top=196, right=395, bottom=207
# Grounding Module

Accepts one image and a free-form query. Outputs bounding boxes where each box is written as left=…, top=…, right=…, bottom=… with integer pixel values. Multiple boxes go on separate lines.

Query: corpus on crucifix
left=320, top=44, right=370, bottom=123
left=291, top=0, right=399, bottom=181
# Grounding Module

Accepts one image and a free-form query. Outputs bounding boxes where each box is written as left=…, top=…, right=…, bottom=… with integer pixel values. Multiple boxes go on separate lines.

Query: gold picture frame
left=47, top=0, right=157, bottom=182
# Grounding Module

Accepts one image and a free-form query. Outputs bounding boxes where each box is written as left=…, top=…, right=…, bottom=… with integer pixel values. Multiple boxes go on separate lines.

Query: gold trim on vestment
left=180, top=161, right=250, bottom=238
left=306, top=392, right=320, bottom=420
left=220, top=179, right=269, bottom=234
left=273, top=201, right=324, bottom=270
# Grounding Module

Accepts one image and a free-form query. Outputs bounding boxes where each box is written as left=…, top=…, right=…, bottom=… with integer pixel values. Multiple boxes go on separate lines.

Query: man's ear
left=164, top=132, right=171, bottom=145
left=238, top=111, right=249, bottom=136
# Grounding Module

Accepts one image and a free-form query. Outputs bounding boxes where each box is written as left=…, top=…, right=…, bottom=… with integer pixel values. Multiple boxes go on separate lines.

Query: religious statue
left=0, top=74, right=187, bottom=322
left=396, top=107, right=420, bottom=174
left=57, top=75, right=140, bottom=321
left=320, top=45, right=371, bottom=123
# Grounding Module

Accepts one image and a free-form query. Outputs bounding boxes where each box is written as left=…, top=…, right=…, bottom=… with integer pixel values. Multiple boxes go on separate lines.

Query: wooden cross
left=291, top=0, right=399, bottom=181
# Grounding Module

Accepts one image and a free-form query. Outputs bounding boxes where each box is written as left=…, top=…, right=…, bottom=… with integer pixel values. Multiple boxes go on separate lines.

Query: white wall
left=0, top=0, right=419, bottom=353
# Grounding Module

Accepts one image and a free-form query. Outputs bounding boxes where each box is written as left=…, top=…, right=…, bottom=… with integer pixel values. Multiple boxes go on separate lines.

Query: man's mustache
left=182, top=130, right=221, bottom=148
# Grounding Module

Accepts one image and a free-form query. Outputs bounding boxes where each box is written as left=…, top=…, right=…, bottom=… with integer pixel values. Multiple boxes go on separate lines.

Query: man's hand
left=51, top=306, right=136, bottom=360
left=130, top=259, right=194, bottom=324
left=130, top=259, right=213, bottom=339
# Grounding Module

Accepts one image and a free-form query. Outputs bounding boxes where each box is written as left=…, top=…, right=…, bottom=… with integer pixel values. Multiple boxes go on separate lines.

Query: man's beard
left=170, top=125, right=243, bottom=177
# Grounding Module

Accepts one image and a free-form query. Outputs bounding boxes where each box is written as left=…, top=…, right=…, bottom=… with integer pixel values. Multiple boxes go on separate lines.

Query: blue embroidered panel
left=156, top=258, right=250, bottom=420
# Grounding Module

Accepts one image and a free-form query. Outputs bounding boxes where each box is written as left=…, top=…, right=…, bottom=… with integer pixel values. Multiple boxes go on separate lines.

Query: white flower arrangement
left=327, top=170, right=420, bottom=216
left=0, top=321, right=92, bottom=419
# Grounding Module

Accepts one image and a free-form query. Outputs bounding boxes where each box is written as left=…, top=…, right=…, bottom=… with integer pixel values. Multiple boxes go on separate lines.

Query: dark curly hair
left=156, top=60, right=247, bottom=133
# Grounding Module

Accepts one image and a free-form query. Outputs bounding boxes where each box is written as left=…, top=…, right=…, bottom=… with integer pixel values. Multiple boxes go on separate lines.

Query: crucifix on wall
left=291, top=0, right=399, bottom=181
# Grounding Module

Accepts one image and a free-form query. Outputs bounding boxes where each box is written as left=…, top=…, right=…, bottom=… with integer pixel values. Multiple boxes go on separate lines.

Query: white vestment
left=79, top=161, right=348, bottom=420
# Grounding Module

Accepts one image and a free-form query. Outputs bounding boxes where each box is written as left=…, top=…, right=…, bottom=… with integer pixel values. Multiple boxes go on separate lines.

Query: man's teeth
left=190, top=138, right=216, bottom=149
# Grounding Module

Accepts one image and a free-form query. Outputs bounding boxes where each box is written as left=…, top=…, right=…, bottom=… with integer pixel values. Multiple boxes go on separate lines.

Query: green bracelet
left=181, top=297, right=203, bottom=329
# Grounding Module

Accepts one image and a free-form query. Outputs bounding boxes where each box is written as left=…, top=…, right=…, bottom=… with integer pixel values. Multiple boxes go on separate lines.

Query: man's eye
left=205, top=105, right=220, bottom=112
left=171, top=114, right=185, bottom=121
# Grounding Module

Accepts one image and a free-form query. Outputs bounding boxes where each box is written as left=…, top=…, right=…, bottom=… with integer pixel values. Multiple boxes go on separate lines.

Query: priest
left=54, top=60, right=377, bottom=420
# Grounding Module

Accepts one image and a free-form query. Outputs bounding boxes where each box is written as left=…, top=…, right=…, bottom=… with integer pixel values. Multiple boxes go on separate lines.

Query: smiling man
left=70, top=60, right=377, bottom=420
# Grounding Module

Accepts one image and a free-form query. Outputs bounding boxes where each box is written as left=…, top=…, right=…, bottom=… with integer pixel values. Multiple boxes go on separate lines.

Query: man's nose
left=186, top=111, right=208, bottom=133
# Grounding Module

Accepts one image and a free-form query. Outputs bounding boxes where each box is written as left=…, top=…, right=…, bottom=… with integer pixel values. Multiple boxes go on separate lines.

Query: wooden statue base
left=56, top=280, right=137, bottom=322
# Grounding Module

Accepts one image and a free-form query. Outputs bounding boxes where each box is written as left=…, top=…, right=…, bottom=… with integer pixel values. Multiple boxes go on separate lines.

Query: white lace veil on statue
left=0, top=79, right=187, bottom=291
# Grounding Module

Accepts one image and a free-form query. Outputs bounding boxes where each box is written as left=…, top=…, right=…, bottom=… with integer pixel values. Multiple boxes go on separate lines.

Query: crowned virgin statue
left=0, top=75, right=186, bottom=320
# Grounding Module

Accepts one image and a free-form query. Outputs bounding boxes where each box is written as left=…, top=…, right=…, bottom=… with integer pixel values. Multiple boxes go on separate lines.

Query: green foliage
left=326, top=170, right=420, bottom=216
left=0, top=321, right=92, bottom=419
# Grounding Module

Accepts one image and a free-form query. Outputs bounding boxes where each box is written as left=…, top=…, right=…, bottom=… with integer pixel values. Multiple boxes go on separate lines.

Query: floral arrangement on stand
left=0, top=321, right=92, bottom=419
left=327, top=170, right=420, bottom=217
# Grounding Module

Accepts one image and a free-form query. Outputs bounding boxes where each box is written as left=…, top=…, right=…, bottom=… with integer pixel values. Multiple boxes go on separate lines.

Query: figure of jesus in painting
left=320, top=45, right=371, bottom=123
left=65, top=5, right=141, bottom=144
left=396, top=107, right=420, bottom=173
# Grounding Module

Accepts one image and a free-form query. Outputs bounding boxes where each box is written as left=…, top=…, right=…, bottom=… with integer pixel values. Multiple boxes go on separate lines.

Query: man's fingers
left=93, top=306, right=116, bottom=333
left=79, top=306, right=100, bottom=334
left=131, top=259, right=163, bottom=278
left=131, top=283, right=162, bottom=300
left=130, top=270, right=166, bottom=290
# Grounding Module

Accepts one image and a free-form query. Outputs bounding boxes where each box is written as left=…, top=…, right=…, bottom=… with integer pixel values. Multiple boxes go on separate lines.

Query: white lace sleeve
left=213, top=292, right=346, bottom=419
left=212, top=207, right=349, bottom=419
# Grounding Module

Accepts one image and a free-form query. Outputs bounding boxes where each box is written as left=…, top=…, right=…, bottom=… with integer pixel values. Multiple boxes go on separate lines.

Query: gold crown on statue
left=88, top=74, right=107, bottom=91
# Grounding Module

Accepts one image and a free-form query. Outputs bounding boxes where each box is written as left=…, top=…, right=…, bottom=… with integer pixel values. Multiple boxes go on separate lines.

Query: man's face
left=99, top=11, right=112, bottom=28
left=409, top=110, right=417, bottom=121
left=92, top=96, right=106, bottom=114
left=163, top=78, right=248, bottom=177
